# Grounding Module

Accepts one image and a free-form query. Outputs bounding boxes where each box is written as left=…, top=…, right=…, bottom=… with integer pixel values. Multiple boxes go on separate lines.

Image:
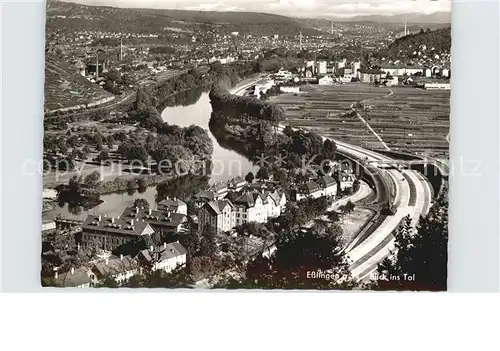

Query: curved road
left=234, top=78, right=433, bottom=283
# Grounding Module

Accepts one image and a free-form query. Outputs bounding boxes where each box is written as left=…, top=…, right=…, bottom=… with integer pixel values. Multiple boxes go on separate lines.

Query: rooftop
left=82, top=214, right=153, bottom=236
left=53, top=267, right=91, bottom=288
left=318, top=175, right=337, bottom=188
left=121, top=207, right=187, bottom=228
left=93, top=255, right=139, bottom=279
left=139, top=242, right=187, bottom=263
left=157, top=197, right=187, bottom=209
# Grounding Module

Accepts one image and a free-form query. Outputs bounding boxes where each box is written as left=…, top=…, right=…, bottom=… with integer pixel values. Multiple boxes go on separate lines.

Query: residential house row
left=80, top=197, right=188, bottom=252
left=195, top=177, right=287, bottom=233
left=295, top=172, right=356, bottom=201
left=51, top=241, right=187, bottom=288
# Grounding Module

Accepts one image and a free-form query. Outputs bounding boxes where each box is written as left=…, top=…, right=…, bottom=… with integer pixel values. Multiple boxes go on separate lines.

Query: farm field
left=271, top=83, right=450, bottom=158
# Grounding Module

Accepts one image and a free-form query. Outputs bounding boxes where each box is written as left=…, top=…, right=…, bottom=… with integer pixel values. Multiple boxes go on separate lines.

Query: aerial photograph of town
left=41, top=0, right=450, bottom=290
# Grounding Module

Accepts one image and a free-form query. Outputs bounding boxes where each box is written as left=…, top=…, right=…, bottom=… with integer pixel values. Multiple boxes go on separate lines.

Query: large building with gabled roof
left=198, top=199, right=235, bottom=233
left=81, top=214, right=155, bottom=252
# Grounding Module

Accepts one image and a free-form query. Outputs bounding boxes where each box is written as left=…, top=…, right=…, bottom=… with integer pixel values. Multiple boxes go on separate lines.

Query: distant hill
left=46, top=1, right=323, bottom=36
left=386, top=27, right=451, bottom=58
left=44, top=54, right=113, bottom=113
left=330, top=12, right=451, bottom=24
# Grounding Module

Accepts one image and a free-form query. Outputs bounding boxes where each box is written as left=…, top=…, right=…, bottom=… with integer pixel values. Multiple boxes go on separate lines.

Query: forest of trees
left=376, top=27, right=451, bottom=60
left=209, top=87, right=285, bottom=122
left=367, top=192, right=449, bottom=291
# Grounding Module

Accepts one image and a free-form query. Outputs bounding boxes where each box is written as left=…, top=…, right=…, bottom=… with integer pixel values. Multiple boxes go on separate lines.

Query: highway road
left=274, top=124, right=432, bottom=282
left=228, top=78, right=434, bottom=283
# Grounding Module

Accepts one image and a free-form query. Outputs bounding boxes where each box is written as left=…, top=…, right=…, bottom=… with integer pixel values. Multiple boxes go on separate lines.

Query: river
left=44, top=89, right=257, bottom=220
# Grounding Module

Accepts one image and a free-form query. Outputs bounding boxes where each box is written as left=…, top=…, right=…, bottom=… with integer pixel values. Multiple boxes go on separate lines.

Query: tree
left=245, top=171, right=255, bottom=184
left=327, top=211, right=340, bottom=222
left=137, top=177, right=147, bottom=190
left=368, top=199, right=448, bottom=291
left=199, top=224, right=217, bottom=257
left=133, top=198, right=150, bottom=209
left=322, top=139, right=337, bottom=160
left=345, top=201, right=355, bottom=214
left=83, top=171, right=101, bottom=189
left=226, top=227, right=354, bottom=289
left=106, top=135, right=115, bottom=149
left=256, top=167, right=270, bottom=180
left=98, top=277, right=119, bottom=288
left=127, top=179, right=137, bottom=191
left=97, top=150, right=110, bottom=163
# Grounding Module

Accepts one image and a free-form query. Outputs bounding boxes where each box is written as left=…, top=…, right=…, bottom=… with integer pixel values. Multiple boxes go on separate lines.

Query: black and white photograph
left=40, top=0, right=451, bottom=291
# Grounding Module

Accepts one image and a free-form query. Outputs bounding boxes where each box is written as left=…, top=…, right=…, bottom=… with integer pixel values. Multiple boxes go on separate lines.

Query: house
left=296, top=181, right=322, bottom=201
left=318, top=76, right=334, bottom=85
left=423, top=83, right=450, bottom=90
left=157, top=197, right=187, bottom=215
left=81, top=214, right=155, bottom=252
left=262, top=243, right=277, bottom=259
left=359, top=69, right=386, bottom=84
left=228, top=176, right=247, bottom=192
left=296, top=176, right=338, bottom=201
left=382, top=66, right=423, bottom=76
left=318, top=175, right=337, bottom=197
left=280, top=86, right=300, bottom=94
left=90, top=255, right=140, bottom=285
left=318, top=61, right=327, bottom=75
left=42, top=188, right=57, bottom=199
left=382, top=75, right=399, bottom=86
left=194, top=190, right=217, bottom=208
left=305, top=67, right=314, bottom=78
left=121, top=206, right=188, bottom=236
left=210, top=182, right=229, bottom=199
left=42, top=219, right=56, bottom=232
left=53, top=267, right=92, bottom=288
left=198, top=199, right=235, bottom=233
left=351, top=61, right=361, bottom=77
left=233, top=192, right=269, bottom=226
left=264, top=190, right=287, bottom=218
left=339, top=173, right=356, bottom=191
left=138, top=241, right=187, bottom=273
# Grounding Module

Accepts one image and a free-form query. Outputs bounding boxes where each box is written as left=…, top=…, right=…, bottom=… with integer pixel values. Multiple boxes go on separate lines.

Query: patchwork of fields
left=271, top=83, right=450, bottom=158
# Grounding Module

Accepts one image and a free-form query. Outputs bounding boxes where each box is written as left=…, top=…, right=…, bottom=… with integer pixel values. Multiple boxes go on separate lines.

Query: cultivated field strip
left=272, top=84, right=450, bottom=157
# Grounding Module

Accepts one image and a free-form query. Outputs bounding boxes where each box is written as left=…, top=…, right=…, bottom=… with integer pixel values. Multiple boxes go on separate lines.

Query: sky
left=63, top=0, right=452, bottom=18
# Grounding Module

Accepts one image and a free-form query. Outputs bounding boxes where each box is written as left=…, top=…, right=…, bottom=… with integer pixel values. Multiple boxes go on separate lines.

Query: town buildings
left=138, top=242, right=187, bottom=273
left=53, top=267, right=92, bottom=288
left=121, top=206, right=188, bottom=238
left=81, top=214, right=155, bottom=252
left=318, top=75, right=334, bottom=85
left=196, top=177, right=287, bottom=233
left=50, top=240, right=188, bottom=287
left=198, top=199, right=236, bottom=233
left=296, top=175, right=338, bottom=201
left=157, top=197, right=187, bottom=215
left=423, top=83, right=451, bottom=90
left=90, top=255, right=140, bottom=285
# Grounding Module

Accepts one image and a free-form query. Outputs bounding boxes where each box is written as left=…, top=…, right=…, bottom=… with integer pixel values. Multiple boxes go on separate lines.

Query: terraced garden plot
left=44, top=54, right=114, bottom=113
